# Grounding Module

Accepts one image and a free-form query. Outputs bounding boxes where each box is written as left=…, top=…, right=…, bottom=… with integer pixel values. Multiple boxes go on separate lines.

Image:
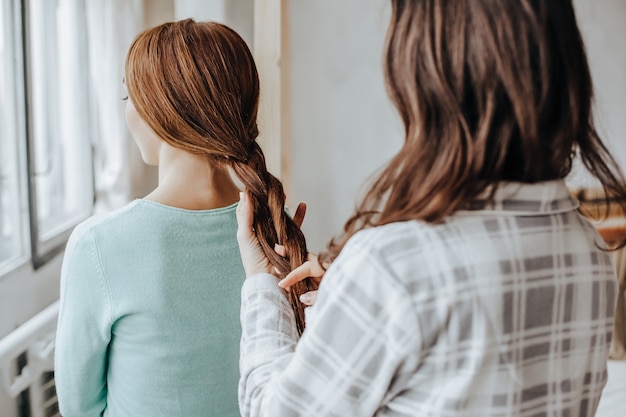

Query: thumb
left=236, top=190, right=272, bottom=277
left=236, top=191, right=254, bottom=240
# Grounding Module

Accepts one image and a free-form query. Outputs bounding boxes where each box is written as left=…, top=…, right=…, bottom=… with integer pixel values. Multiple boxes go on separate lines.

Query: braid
left=231, top=142, right=318, bottom=335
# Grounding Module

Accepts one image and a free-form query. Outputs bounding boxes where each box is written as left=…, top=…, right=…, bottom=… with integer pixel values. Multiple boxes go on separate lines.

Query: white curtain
left=85, top=0, right=168, bottom=214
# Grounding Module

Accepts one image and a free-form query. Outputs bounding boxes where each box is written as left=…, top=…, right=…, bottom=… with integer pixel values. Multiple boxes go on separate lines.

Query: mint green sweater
left=55, top=200, right=244, bottom=417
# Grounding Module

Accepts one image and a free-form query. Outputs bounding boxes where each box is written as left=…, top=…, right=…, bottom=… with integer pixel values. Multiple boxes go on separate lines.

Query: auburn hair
left=321, top=0, right=626, bottom=264
left=125, top=19, right=316, bottom=334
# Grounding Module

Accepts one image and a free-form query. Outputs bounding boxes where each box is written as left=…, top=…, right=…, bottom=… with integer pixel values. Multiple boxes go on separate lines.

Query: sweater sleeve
left=239, top=237, right=420, bottom=417
left=55, top=225, right=112, bottom=417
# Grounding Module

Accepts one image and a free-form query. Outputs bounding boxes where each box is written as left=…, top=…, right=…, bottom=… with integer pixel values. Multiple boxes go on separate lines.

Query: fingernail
left=277, top=279, right=288, bottom=289
left=299, top=293, right=312, bottom=304
left=239, top=192, right=246, bottom=202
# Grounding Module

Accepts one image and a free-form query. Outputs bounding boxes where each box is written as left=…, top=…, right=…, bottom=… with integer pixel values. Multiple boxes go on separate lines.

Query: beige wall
left=572, top=0, right=626, bottom=185
left=288, top=0, right=402, bottom=251
left=174, top=0, right=253, bottom=46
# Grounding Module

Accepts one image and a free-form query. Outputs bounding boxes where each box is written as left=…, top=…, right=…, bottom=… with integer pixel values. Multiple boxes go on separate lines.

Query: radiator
left=0, top=301, right=60, bottom=417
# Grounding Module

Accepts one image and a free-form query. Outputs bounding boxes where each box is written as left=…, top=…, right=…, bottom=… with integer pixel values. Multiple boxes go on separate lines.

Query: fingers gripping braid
left=230, top=142, right=318, bottom=334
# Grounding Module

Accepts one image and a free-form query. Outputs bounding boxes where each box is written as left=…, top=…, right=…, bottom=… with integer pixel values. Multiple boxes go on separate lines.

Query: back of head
left=322, top=0, right=626, bottom=263
left=125, top=19, right=316, bottom=333
left=125, top=19, right=258, bottom=160
left=385, top=0, right=601, bottom=183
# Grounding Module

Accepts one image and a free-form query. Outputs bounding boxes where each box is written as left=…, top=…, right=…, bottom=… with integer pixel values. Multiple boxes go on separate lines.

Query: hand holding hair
left=273, top=203, right=324, bottom=305
left=236, top=191, right=273, bottom=277
left=278, top=253, right=325, bottom=288
left=238, top=192, right=323, bottom=305
left=279, top=253, right=325, bottom=306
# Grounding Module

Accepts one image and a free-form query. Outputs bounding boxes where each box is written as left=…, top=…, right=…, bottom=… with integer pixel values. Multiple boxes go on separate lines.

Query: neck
left=145, top=146, right=240, bottom=210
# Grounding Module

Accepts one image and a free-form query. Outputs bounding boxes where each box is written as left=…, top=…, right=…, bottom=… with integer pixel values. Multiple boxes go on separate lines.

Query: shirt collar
left=458, top=180, right=579, bottom=216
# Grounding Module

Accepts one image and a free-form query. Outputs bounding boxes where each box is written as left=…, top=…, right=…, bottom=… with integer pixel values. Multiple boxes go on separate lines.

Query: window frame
left=21, top=0, right=94, bottom=269
left=0, top=0, right=30, bottom=277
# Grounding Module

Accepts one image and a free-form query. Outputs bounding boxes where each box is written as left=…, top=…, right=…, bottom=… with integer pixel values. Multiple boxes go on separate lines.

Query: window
left=0, top=0, right=94, bottom=274
left=0, top=0, right=28, bottom=274
left=25, top=0, right=94, bottom=266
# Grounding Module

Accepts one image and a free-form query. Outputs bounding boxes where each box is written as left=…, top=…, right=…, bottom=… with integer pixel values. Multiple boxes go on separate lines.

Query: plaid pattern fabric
left=239, top=180, right=618, bottom=417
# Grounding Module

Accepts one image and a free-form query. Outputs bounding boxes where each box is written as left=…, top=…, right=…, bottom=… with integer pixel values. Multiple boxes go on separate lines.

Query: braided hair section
left=230, top=142, right=318, bottom=335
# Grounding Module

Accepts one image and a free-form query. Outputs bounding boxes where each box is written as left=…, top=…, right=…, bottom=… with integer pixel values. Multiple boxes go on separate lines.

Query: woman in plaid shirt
left=236, top=0, right=626, bottom=416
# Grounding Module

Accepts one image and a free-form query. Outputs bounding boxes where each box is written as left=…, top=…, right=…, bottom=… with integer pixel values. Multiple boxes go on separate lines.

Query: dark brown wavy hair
left=125, top=19, right=316, bottom=334
left=321, top=0, right=626, bottom=264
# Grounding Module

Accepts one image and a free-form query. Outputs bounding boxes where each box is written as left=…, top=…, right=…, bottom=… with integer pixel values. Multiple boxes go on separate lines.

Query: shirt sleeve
left=55, top=226, right=111, bottom=417
left=239, top=237, right=420, bottom=417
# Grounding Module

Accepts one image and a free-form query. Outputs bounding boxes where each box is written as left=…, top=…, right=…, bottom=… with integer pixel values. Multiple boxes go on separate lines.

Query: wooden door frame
left=253, top=0, right=292, bottom=199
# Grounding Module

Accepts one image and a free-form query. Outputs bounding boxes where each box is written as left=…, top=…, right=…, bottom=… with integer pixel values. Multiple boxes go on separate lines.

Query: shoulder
left=328, top=221, right=432, bottom=286
left=61, top=204, right=147, bottom=294
left=341, top=220, right=433, bottom=261
left=330, top=220, right=462, bottom=296
left=65, top=201, right=143, bottom=253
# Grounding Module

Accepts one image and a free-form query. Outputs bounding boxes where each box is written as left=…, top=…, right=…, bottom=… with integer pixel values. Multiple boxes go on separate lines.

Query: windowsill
left=0, top=252, right=63, bottom=340
left=0, top=256, right=30, bottom=284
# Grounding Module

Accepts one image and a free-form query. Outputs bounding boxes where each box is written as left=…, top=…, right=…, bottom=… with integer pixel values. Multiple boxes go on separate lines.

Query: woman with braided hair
left=236, top=0, right=626, bottom=416
left=54, top=19, right=314, bottom=417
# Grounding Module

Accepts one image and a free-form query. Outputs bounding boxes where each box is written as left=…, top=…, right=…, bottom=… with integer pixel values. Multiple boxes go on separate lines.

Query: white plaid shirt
left=239, top=180, right=617, bottom=417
